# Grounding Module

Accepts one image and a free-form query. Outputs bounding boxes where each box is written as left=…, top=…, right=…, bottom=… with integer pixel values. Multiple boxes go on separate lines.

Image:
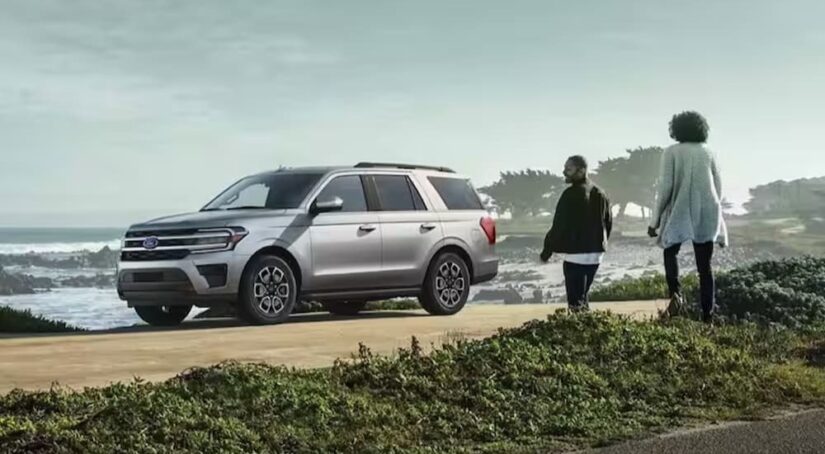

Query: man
left=540, top=155, right=612, bottom=311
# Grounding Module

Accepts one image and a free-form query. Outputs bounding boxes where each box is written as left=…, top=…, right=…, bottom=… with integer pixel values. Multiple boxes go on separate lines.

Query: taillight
left=480, top=216, right=496, bottom=245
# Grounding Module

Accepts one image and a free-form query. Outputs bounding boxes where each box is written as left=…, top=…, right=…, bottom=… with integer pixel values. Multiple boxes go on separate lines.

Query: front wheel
left=237, top=255, right=298, bottom=325
left=134, top=305, right=191, bottom=327
left=419, top=252, right=470, bottom=316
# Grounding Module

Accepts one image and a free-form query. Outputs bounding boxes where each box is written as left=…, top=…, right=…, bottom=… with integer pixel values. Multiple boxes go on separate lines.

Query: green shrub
left=592, top=256, right=825, bottom=329
left=715, top=256, right=825, bottom=329
left=0, top=306, right=83, bottom=333
left=2, top=312, right=823, bottom=453
left=591, top=273, right=699, bottom=302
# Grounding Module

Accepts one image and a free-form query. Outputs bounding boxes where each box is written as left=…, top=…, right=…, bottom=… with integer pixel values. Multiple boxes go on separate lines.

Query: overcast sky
left=1, top=0, right=823, bottom=227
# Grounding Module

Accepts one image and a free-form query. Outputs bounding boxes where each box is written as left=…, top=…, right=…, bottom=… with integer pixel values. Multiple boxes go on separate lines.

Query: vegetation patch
left=591, top=256, right=825, bottom=329
left=1, top=311, right=823, bottom=453
left=0, top=306, right=84, bottom=333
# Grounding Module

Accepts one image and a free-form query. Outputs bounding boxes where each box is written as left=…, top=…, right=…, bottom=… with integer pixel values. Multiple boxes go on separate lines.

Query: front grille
left=121, top=250, right=191, bottom=261
left=120, top=227, right=239, bottom=261
left=125, top=229, right=199, bottom=238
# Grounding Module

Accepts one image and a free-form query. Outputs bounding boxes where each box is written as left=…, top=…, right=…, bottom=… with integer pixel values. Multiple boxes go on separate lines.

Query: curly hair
left=669, top=111, right=709, bottom=143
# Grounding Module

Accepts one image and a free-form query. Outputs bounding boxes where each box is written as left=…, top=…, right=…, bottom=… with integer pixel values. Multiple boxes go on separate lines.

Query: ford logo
left=142, top=236, right=160, bottom=250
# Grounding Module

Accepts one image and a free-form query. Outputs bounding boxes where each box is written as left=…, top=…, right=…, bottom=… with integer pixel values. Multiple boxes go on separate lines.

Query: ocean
left=0, top=227, right=124, bottom=254
left=0, top=227, right=137, bottom=330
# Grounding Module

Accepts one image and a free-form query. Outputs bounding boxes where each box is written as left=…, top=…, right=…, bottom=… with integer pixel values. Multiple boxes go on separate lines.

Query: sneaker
left=665, top=293, right=685, bottom=318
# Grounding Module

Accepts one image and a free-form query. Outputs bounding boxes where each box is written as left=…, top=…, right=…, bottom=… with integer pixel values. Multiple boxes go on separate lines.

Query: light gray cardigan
left=649, top=143, right=728, bottom=249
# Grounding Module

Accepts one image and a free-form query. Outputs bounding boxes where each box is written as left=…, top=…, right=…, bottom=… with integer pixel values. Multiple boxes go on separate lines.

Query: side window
left=374, top=175, right=418, bottom=211
left=315, top=175, right=367, bottom=212
left=427, top=177, right=484, bottom=210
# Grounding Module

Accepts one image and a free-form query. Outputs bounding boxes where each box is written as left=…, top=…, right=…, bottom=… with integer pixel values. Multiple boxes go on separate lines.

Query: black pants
left=563, top=261, right=599, bottom=311
left=664, top=242, right=715, bottom=316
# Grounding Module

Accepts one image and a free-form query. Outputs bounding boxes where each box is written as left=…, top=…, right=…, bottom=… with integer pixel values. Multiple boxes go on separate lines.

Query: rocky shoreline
left=0, top=246, right=118, bottom=270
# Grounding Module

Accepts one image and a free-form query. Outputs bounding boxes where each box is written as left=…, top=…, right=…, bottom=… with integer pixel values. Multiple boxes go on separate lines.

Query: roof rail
left=354, top=162, right=455, bottom=173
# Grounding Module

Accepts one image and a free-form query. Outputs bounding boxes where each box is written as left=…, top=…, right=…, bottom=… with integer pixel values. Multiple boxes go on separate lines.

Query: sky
left=1, top=0, right=823, bottom=227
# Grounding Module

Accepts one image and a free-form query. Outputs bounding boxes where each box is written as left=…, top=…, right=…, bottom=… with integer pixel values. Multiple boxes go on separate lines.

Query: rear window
left=427, top=177, right=484, bottom=210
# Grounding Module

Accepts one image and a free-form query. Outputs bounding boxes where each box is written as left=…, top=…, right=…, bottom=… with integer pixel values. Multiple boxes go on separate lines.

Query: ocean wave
left=0, top=240, right=121, bottom=255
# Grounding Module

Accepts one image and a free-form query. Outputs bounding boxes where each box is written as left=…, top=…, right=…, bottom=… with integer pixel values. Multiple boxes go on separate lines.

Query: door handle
left=359, top=224, right=377, bottom=232
left=420, top=223, right=437, bottom=231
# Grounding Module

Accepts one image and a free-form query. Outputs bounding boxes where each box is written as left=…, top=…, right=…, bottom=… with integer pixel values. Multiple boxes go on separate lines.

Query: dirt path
left=0, top=301, right=663, bottom=394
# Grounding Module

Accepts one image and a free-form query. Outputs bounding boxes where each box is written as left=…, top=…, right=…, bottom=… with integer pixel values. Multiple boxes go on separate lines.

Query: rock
left=58, top=274, right=115, bottom=288
left=0, top=266, right=37, bottom=295
left=473, top=288, right=523, bottom=304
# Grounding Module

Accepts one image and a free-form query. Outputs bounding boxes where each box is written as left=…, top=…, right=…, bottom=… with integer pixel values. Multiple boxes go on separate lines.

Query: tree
left=592, top=147, right=663, bottom=219
left=478, top=170, right=565, bottom=218
left=744, top=177, right=825, bottom=218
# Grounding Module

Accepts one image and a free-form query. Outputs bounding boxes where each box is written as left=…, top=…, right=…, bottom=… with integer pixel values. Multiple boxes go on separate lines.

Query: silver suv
left=117, top=163, right=498, bottom=326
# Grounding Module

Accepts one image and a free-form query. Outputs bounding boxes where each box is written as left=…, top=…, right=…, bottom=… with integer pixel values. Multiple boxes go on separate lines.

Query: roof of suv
left=256, top=163, right=459, bottom=177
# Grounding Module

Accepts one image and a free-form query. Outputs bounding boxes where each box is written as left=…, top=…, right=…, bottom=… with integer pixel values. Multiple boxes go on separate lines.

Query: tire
left=134, top=305, right=191, bottom=327
left=322, top=301, right=368, bottom=316
left=419, top=252, right=470, bottom=316
left=237, top=255, right=298, bottom=325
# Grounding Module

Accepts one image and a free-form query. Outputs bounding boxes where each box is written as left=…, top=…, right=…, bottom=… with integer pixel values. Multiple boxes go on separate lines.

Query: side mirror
left=310, top=196, right=344, bottom=215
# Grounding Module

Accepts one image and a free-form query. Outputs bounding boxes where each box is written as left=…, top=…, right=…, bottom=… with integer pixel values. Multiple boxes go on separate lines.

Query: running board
left=302, top=287, right=421, bottom=302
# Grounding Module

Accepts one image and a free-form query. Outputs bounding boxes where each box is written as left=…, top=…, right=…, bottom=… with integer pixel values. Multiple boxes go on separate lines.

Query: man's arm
left=650, top=149, right=675, bottom=230
left=541, top=189, right=569, bottom=261
left=603, top=192, right=613, bottom=240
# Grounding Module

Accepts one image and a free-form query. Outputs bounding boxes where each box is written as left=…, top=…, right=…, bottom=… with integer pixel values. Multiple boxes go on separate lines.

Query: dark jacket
left=542, top=181, right=612, bottom=254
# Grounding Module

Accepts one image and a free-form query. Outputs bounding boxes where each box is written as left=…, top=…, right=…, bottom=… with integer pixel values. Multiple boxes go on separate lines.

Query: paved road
left=584, top=409, right=825, bottom=454
left=0, top=301, right=662, bottom=393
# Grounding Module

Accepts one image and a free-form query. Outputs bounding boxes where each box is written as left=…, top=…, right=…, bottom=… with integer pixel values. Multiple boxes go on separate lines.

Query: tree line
left=478, top=148, right=824, bottom=221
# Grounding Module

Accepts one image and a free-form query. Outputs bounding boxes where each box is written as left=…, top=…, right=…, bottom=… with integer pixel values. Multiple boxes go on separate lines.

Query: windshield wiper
left=200, top=208, right=223, bottom=212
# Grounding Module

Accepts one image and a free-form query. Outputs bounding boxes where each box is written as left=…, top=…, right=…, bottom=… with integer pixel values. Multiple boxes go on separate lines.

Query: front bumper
left=116, top=250, right=249, bottom=306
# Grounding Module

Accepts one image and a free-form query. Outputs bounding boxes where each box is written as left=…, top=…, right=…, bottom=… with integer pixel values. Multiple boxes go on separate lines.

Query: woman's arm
left=649, top=149, right=675, bottom=229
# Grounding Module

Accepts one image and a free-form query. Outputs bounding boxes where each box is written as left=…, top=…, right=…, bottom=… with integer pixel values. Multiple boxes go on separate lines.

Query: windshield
left=202, top=172, right=324, bottom=211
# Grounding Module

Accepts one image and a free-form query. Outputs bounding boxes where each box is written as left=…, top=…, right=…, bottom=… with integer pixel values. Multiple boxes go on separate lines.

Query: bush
left=715, top=256, right=825, bottom=329
left=592, top=256, right=825, bottom=329
left=0, top=306, right=84, bottom=333
left=1, top=312, right=823, bottom=453
left=590, top=273, right=699, bottom=302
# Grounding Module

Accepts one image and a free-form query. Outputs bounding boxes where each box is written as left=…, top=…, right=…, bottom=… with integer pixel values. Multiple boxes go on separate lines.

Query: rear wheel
left=237, top=255, right=298, bottom=325
left=134, top=305, right=191, bottom=327
left=419, top=252, right=470, bottom=316
left=322, top=301, right=368, bottom=316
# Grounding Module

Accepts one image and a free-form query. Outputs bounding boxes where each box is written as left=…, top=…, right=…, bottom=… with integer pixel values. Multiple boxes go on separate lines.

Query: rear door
left=369, top=173, right=443, bottom=288
left=308, top=174, right=382, bottom=291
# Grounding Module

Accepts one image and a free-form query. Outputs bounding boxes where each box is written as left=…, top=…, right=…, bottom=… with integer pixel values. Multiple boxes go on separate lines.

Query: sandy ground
left=0, top=301, right=663, bottom=394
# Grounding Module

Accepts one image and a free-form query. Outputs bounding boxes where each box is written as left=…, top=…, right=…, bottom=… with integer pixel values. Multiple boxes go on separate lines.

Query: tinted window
left=316, top=175, right=367, bottom=212
left=375, top=175, right=416, bottom=211
left=428, top=177, right=483, bottom=210
left=203, top=173, right=323, bottom=210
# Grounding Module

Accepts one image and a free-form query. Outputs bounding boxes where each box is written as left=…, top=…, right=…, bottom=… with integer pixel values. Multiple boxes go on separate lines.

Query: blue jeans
left=563, top=261, right=599, bottom=311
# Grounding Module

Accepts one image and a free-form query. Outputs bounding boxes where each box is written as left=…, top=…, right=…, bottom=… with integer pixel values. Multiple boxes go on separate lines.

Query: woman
left=648, top=111, right=728, bottom=323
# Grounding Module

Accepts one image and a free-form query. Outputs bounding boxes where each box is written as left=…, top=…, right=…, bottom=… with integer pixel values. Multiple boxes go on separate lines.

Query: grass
left=1, top=311, right=824, bottom=453
left=0, top=305, right=84, bottom=333
left=590, top=272, right=699, bottom=302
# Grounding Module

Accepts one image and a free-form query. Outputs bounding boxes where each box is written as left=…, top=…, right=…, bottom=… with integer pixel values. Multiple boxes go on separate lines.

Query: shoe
left=665, top=293, right=685, bottom=318
left=702, top=312, right=714, bottom=325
